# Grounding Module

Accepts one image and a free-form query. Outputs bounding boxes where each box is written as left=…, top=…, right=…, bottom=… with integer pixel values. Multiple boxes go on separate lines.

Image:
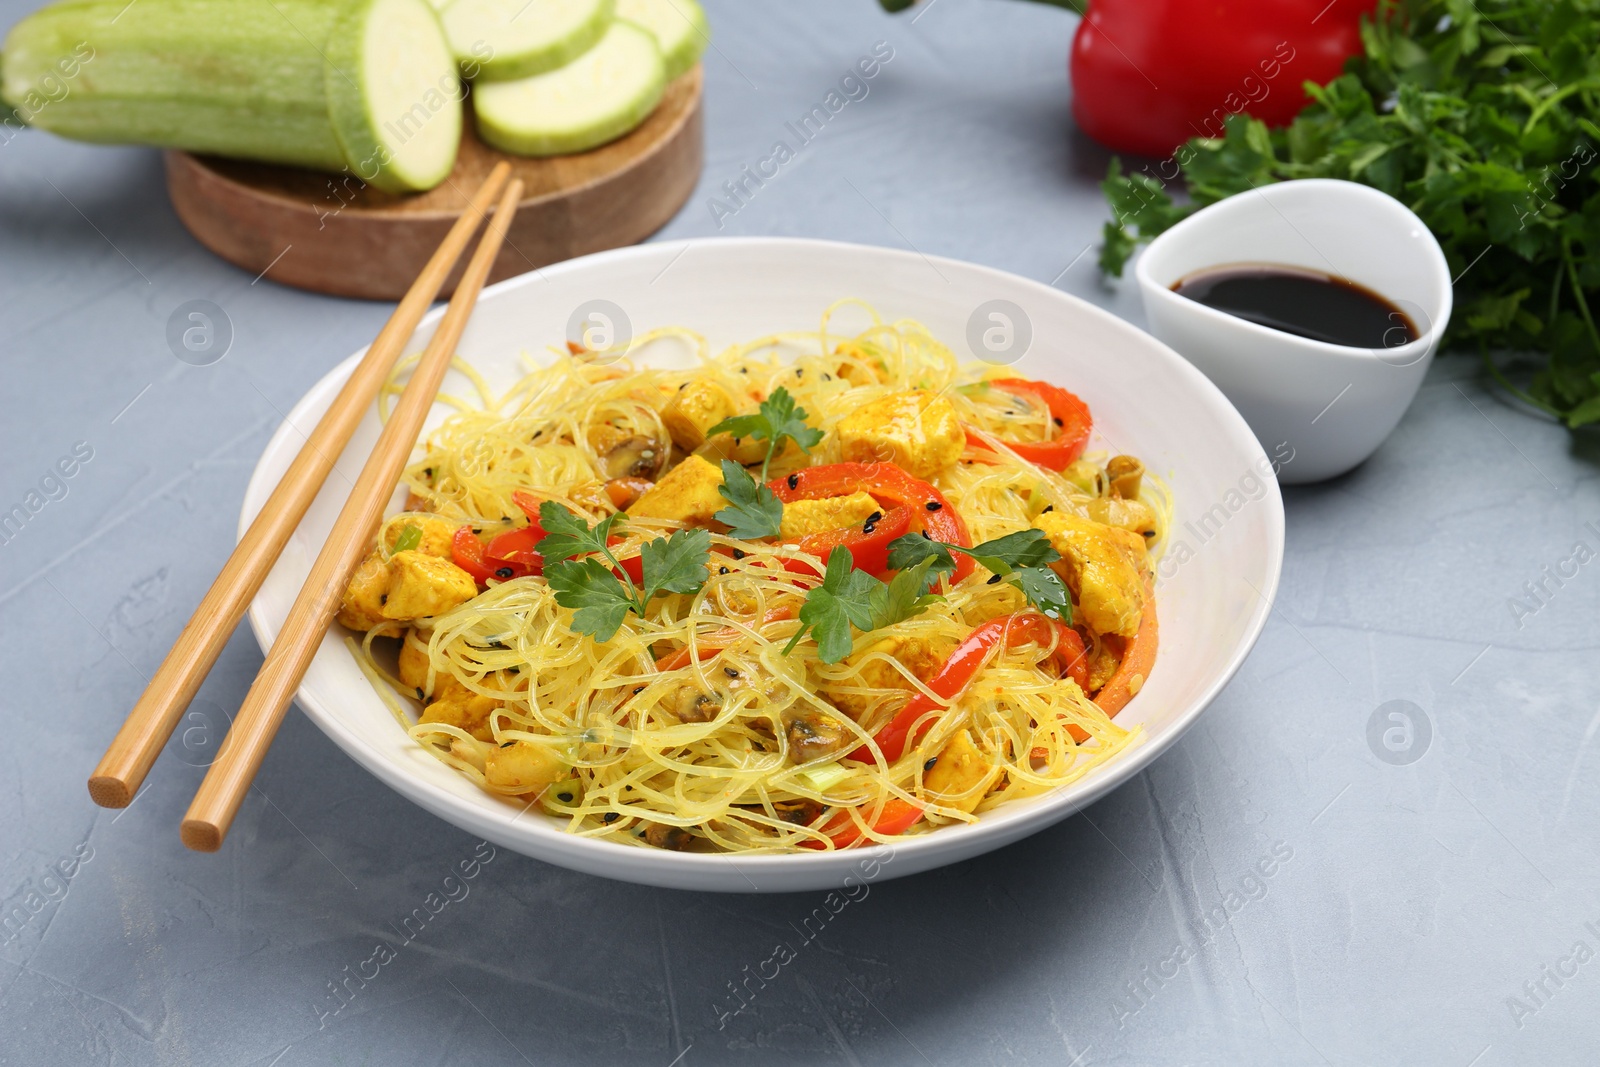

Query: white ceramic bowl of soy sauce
left=1135, top=178, right=1452, bottom=484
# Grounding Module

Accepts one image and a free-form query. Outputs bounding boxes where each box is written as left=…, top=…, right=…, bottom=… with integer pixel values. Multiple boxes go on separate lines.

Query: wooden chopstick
left=86, top=162, right=515, bottom=810
left=179, top=177, right=525, bottom=852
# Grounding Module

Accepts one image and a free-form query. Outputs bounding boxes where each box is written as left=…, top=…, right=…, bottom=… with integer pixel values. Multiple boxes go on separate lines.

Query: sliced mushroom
left=665, top=682, right=724, bottom=724
left=643, top=823, right=695, bottom=851
left=588, top=423, right=669, bottom=481
left=1106, top=455, right=1145, bottom=500
left=784, top=708, right=850, bottom=764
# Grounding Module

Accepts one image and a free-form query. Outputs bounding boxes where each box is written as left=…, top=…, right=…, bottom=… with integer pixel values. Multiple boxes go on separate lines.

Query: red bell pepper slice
left=966, top=378, right=1092, bottom=472
left=1093, top=579, right=1157, bottom=716
left=783, top=504, right=912, bottom=578
left=852, top=612, right=1088, bottom=765
left=769, top=462, right=974, bottom=582
left=452, top=524, right=545, bottom=584
left=800, top=796, right=924, bottom=850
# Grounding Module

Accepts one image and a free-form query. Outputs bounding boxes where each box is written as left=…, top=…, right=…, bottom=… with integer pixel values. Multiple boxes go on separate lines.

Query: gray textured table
left=3, top=2, right=1597, bottom=1064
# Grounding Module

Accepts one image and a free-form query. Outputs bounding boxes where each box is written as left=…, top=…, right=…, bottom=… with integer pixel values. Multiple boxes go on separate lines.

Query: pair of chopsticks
left=89, top=163, right=525, bottom=852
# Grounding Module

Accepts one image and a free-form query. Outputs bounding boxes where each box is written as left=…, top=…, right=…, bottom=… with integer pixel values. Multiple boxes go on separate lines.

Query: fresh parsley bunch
left=1099, top=0, right=1600, bottom=427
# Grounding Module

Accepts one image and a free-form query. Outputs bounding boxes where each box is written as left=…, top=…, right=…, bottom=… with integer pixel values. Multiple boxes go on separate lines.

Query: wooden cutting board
left=165, top=67, right=703, bottom=301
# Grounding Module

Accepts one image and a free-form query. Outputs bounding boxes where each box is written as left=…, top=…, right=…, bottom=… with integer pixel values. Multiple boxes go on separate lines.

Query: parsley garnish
left=713, top=460, right=785, bottom=540
left=536, top=502, right=710, bottom=642
left=888, top=529, right=1072, bottom=622
left=783, top=547, right=943, bottom=663
left=710, top=385, right=825, bottom=538
left=707, top=385, right=825, bottom=480
left=1097, top=0, right=1600, bottom=428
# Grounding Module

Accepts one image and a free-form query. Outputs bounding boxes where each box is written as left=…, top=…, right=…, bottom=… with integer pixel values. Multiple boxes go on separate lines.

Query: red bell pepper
left=513, top=487, right=646, bottom=584
left=852, top=612, right=1088, bottom=765
left=1093, top=578, right=1157, bottom=716
left=769, top=462, right=975, bottom=582
left=966, top=378, right=1092, bottom=472
left=801, top=796, right=925, bottom=850
left=784, top=505, right=913, bottom=578
left=879, top=0, right=1373, bottom=160
left=1069, top=0, right=1375, bottom=158
left=452, top=524, right=545, bottom=584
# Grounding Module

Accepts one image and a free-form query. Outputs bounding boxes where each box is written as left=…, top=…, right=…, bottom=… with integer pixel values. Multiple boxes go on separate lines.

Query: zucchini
left=616, top=0, right=707, bottom=81
left=473, top=19, right=663, bottom=157
left=0, top=0, right=461, bottom=193
left=439, top=0, right=613, bottom=82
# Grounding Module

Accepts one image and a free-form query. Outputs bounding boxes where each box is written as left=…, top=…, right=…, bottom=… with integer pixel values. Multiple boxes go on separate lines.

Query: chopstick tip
left=180, top=819, right=224, bottom=852
left=88, top=775, right=134, bottom=808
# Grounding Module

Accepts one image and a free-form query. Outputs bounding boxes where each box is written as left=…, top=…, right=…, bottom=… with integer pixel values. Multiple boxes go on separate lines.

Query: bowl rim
left=1133, top=177, right=1454, bottom=367
left=242, top=234, right=1285, bottom=885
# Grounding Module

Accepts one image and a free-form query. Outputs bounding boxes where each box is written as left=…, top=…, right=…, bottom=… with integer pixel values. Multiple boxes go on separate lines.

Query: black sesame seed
left=557, top=791, right=574, bottom=802
left=724, top=667, right=740, bottom=678
left=495, top=566, right=514, bottom=579
left=795, top=368, right=804, bottom=377
left=678, top=382, right=689, bottom=390
left=823, top=373, right=833, bottom=381
left=986, top=574, right=1003, bottom=584
left=921, top=530, right=932, bottom=540
left=415, top=687, right=425, bottom=700
left=925, top=501, right=942, bottom=511
left=633, top=686, right=646, bottom=695
left=602, top=812, right=620, bottom=824
left=732, top=548, right=747, bottom=560
left=626, top=785, right=634, bottom=791
left=1042, top=505, right=1055, bottom=514
left=471, top=527, right=482, bottom=534
left=862, top=523, right=876, bottom=535
left=924, top=757, right=938, bottom=771
left=866, top=511, right=883, bottom=524
left=787, top=474, right=799, bottom=489
left=719, top=566, right=730, bottom=575
left=379, top=594, right=388, bottom=605
left=740, top=368, right=748, bottom=373
left=1053, top=417, right=1063, bottom=427
left=500, top=741, right=514, bottom=748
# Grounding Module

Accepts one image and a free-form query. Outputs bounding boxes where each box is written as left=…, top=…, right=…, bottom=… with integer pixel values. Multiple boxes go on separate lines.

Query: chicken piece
left=380, top=550, right=479, bottom=621
left=587, top=423, right=668, bottom=481
left=482, top=740, right=566, bottom=796
left=419, top=688, right=500, bottom=742
left=1085, top=496, right=1158, bottom=536
left=922, top=730, right=998, bottom=814
left=828, top=634, right=956, bottom=720
left=627, top=454, right=727, bottom=527
left=835, top=390, right=966, bottom=479
left=1033, top=511, right=1147, bottom=638
left=778, top=491, right=881, bottom=540
left=663, top=379, right=728, bottom=448
left=783, top=707, right=851, bottom=764
left=383, top=514, right=458, bottom=558
left=337, top=550, right=391, bottom=631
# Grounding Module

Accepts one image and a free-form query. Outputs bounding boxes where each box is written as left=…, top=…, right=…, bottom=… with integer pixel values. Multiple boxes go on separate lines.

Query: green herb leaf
left=886, top=530, right=1069, bottom=621
left=714, top=460, right=785, bottom=539
left=639, top=527, right=712, bottom=602
left=867, top=556, right=943, bottom=630
left=706, top=385, right=825, bottom=478
left=785, top=547, right=944, bottom=664
left=535, top=501, right=624, bottom=563
left=544, top=558, right=634, bottom=642
left=391, top=524, right=422, bottom=554
left=885, top=532, right=957, bottom=580
left=959, top=529, right=1059, bottom=575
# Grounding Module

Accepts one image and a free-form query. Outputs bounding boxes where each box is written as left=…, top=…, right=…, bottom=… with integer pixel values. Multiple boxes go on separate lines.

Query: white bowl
left=243, top=237, right=1284, bottom=892
left=1135, top=179, right=1453, bottom=484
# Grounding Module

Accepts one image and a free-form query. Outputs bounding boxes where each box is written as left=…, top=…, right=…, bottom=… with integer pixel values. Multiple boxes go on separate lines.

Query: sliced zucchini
left=1, top=0, right=460, bottom=193
left=440, top=0, right=613, bottom=81
left=326, top=0, right=463, bottom=193
left=473, top=20, right=664, bottom=157
left=616, top=0, right=708, bottom=81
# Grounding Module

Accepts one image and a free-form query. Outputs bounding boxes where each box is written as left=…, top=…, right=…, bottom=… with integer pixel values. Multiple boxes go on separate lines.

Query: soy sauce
left=1171, top=264, right=1417, bottom=349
